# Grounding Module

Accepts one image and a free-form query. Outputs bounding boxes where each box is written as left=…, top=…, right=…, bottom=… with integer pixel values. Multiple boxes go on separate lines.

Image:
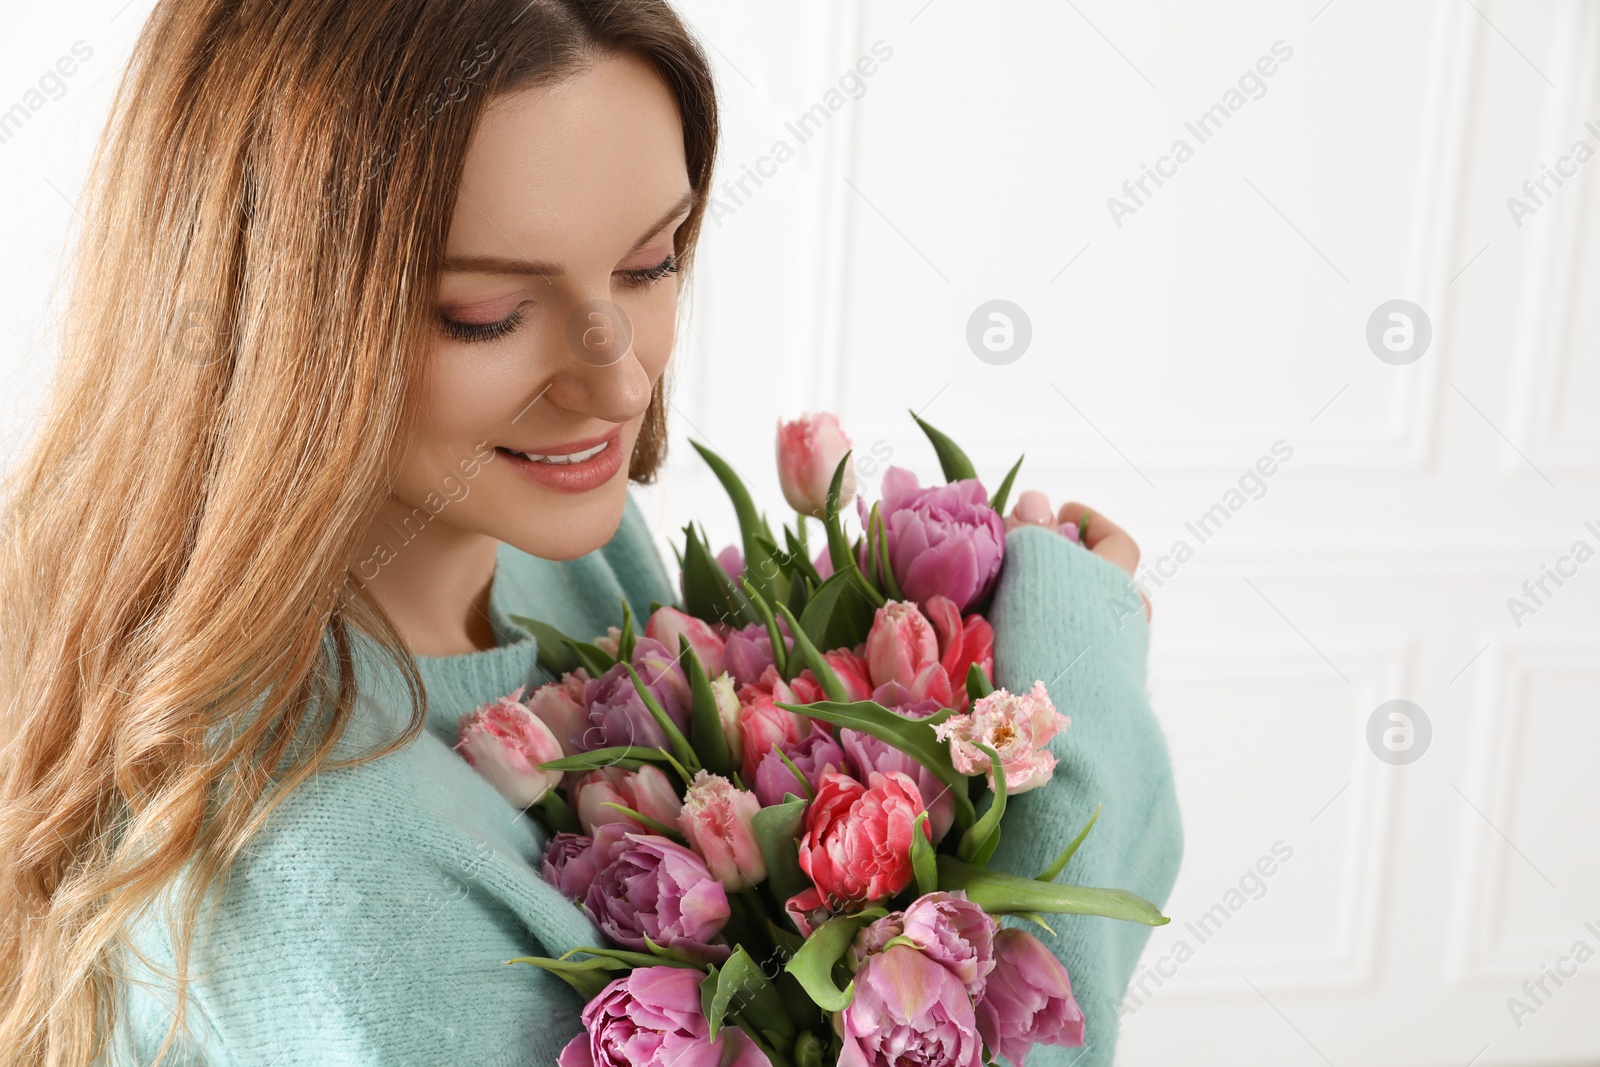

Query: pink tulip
left=453, top=687, right=564, bottom=807
left=777, top=412, right=856, bottom=517
left=737, top=689, right=816, bottom=785
left=557, top=966, right=771, bottom=1067
left=859, top=466, right=1005, bottom=614
left=974, top=928, right=1086, bottom=1064
left=866, top=600, right=939, bottom=690
left=840, top=728, right=955, bottom=842
left=922, top=595, right=994, bottom=714
left=677, top=770, right=766, bottom=891
left=933, top=680, right=1069, bottom=794
left=645, top=605, right=727, bottom=679
left=839, top=944, right=984, bottom=1067
left=592, top=625, right=621, bottom=657
left=524, top=670, right=590, bottom=758
left=787, top=770, right=929, bottom=932
left=541, top=832, right=598, bottom=902
left=573, top=764, right=683, bottom=835
left=864, top=891, right=997, bottom=998
left=716, top=543, right=744, bottom=582
left=584, top=824, right=732, bottom=965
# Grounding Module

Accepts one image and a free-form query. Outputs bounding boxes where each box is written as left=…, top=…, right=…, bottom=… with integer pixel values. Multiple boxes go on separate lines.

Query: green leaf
left=772, top=602, right=847, bottom=702
left=935, top=855, right=1170, bottom=926
left=956, top=742, right=1007, bottom=865
left=535, top=789, right=581, bottom=834
left=617, top=597, right=638, bottom=663
left=796, top=569, right=877, bottom=655
left=565, top=637, right=619, bottom=679
left=870, top=502, right=904, bottom=601
left=989, top=453, right=1025, bottom=518
left=965, top=662, right=994, bottom=705
left=557, top=945, right=703, bottom=971
left=909, top=409, right=977, bottom=482
left=505, top=954, right=628, bottom=999
left=682, top=522, right=760, bottom=630
left=750, top=795, right=809, bottom=906
left=1013, top=912, right=1059, bottom=936
left=682, top=635, right=734, bottom=778
left=909, top=811, right=936, bottom=896
left=509, top=614, right=583, bottom=677
left=774, top=699, right=975, bottom=832
left=783, top=525, right=825, bottom=587
left=622, top=662, right=700, bottom=774
left=738, top=577, right=790, bottom=680
left=538, top=746, right=672, bottom=774
left=774, top=747, right=815, bottom=800
left=641, top=932, right=705, bottom=966
left=1036, top=803, right=1101, bottom=882
left=705, top=946, right=794, bottom=1041
left=783, top=909, right=885, bottom=1012
left=690, top=439, right=785, bottom=606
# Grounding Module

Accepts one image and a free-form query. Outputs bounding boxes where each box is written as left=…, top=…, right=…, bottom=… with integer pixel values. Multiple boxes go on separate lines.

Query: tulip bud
left=678, top=770, right=767, bottom=891
left=454, top=688, right=564, bottom=807
left=573, top=764, right=683, bottom=835
left=777, top=412, right=855, bottom=517
left=645, top=605, right=727, bottom=680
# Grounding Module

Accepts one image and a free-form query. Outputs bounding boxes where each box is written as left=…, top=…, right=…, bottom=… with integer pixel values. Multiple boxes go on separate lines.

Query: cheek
left=628, top=285, right=679, bottom=379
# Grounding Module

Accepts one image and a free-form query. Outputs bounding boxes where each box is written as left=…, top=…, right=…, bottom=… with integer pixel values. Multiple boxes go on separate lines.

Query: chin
left=500, top=487, right=627, bottom=562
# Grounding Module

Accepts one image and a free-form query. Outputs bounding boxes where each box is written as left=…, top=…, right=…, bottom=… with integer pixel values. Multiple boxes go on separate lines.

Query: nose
left=537, top=294, right=654, bottom=423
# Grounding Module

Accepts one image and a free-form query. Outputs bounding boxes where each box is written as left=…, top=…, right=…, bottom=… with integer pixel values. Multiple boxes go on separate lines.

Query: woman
left=0, top=1, right=1181, bottom=1064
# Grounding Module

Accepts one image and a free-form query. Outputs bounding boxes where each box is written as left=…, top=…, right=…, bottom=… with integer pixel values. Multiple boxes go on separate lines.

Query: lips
left=496, top=427, right=621, bottom=463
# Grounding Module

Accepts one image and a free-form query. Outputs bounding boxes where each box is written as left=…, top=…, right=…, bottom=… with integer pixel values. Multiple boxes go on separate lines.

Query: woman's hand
left=1003, top=489, right=1152, bottom=621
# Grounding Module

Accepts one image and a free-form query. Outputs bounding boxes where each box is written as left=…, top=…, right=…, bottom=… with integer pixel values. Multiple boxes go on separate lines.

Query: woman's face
left=397, top=51, right=692, bottom=562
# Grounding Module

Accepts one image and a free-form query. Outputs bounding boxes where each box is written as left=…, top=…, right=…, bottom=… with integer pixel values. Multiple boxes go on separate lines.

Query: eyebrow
left=442, top=188, right=699, bottom=277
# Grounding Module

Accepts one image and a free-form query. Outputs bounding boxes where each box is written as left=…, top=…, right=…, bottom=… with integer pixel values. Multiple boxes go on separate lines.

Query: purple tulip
left=839, top=944, right=984, bottom=1067
left=858, top=466, right=1005, bottom=613
left=840, top=727, right=954, bottom=841
left=850, top=891, right=997, bottom=999
left=753, top=730, right=849, bottom=808
left=577, top=637, right=691, bottom=751
left=723, top=622, right=778, bottom=687
left=557, top=965, right=772, bottom=1067
left=974, top=928, right=1086, bottom=1065
left=583, top=824, right=731, bottom=964
left=540, top=832, right=597, bottom=902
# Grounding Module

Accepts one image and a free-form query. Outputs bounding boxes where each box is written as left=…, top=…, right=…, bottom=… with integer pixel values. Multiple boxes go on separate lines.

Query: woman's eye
left=616, top=252, right=680, bottom=289
left=437, top=306, right=526, bottom=345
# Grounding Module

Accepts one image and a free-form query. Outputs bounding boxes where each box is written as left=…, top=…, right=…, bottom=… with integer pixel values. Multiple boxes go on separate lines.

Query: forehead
left=446, top=52, right=689, bottom=257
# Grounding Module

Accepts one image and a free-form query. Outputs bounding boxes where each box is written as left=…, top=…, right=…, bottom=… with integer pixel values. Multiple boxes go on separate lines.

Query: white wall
left=3, top=2, right=1596, bottom=1065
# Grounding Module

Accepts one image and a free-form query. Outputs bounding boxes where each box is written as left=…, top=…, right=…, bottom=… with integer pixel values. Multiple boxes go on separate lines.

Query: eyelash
left=436, top=253, right=681, bottom=344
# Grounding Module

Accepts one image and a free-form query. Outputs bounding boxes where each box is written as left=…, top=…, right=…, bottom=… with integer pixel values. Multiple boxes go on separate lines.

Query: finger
left=1011, top=489, right=1055, bottom=525
left=1055, top=501, right=1140, bottom=576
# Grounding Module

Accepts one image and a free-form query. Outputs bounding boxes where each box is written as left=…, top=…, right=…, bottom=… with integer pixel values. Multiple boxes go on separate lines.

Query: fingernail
left=1014, top=489, right=1053, bottom=524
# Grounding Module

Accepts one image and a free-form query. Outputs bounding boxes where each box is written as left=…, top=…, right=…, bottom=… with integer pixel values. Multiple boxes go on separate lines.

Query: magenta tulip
left=839, top=944, right=984, bottom=1067
left=974, top=928, right=1086, bottom=1065
left=584, top=824, right=731, bottom=964
left=861, top=466, right=1005, bottom=613
left=557, top=965, right=771, bottom=1067
left=646, top=605, right=727, bottom=679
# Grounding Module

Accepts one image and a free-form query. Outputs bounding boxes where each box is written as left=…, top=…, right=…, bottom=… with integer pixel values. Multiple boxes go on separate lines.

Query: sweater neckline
left=347, top=542, right=554, bottom=749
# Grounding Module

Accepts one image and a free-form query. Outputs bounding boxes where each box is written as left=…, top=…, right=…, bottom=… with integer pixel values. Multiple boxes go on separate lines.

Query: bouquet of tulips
left=452, top=411, right=1169, bottom=1067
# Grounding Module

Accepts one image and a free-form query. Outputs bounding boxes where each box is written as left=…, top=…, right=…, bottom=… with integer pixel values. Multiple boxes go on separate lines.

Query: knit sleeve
left=981, top=524, right=1184, bottom=1067
left=104, top=749, right=593, bottom=1067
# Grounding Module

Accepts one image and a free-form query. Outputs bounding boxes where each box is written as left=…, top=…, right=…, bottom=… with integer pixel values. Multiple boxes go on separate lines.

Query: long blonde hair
left=0, top=1, right=718, bottom=1062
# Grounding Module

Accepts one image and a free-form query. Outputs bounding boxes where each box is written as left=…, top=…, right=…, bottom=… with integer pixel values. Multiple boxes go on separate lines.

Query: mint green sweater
left=106, top=491, right=1181, bottom=1066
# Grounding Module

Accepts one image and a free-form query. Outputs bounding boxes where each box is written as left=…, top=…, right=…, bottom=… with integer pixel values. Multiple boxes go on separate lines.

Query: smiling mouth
left=497, top=439, right=612, bottom=465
